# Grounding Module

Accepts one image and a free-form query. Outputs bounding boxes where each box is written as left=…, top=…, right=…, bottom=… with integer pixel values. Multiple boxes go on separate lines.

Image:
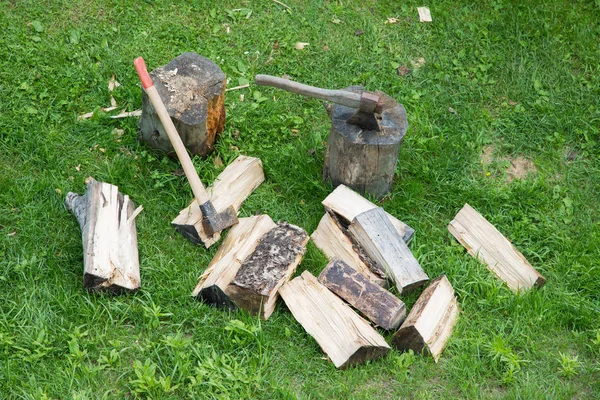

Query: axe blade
left=346, top=110, right=381, bottom=131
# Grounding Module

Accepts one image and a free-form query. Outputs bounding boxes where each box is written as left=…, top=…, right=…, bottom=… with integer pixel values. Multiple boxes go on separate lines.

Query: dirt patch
left=480, top=146, right=537, bottom=183
left=506, top=155, right=537, bottom=182
left=480, top=145, right=495, bottom=165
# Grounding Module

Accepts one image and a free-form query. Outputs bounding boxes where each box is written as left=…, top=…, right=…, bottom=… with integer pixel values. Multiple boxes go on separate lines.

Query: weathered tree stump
left=139, top=52, right=226, bottom=157
left=323, top=87, right=408, bottom=199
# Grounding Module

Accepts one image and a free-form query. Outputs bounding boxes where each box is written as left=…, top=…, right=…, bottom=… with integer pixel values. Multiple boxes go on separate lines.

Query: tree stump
left=323, top=87, right=408, bottom=199
left=139, top=52, right=226, bottom=157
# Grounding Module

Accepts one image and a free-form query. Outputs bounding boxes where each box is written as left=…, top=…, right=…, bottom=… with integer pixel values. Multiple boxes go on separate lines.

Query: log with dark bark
left=391, top=275, right=459, bottom=362
left=172, top=155, right=264, bottom=248
left=279, top=271, right=390, bottom=369
left=65, top=178, right=142, bottom=293
left=349, top=207, right=428, bottom=294
left=139, top=52, right=226, bottom=157
left=311, top=212, right=386, bottom=287
left=226, top=222, right=309, bottom=320
left=192, top=215, right=276, bottom=309
left=318, top=259, right=406, bottom=330
left=323, top=87, right=408, bottom=199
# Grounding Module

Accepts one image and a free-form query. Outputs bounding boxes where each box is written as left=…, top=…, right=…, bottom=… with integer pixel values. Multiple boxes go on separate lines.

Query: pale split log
left=172, top=155, right=265, bottom=248
left=391, top=275, right=459, bottom=362
left=192, top=215, right=276, bottom=309
left=226, top=222, right=309, bottom=320
left=65, top=178, right=142, bottom=293
left=318, top=259, right=406, bottom=330
left=279, top=271, right=390, bottom=369
left=448, top=203, right=545, bottom=292
left=322, top=184, right=414, bottom=244
left=311, top=212, right=386, bottom=287
left=349, top=207, right=429, bottom=294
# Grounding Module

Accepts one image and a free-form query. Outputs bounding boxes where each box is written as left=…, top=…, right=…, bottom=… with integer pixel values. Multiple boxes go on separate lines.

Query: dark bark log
left=318, top=259, right=406, bottom=330
left=226, top=222, right=309, bottom=320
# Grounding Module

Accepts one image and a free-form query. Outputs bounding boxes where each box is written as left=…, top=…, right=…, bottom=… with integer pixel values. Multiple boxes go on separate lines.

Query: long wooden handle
left=134, top=57, right=210, bottom=205
left=255, top=74, right=362, bottom=109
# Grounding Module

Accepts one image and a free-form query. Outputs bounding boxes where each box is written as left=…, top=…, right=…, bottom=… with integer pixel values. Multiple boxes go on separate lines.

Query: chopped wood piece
left=192, top=215, right=276, bottom=309
left=172, top=155, right=264, bottom=248
left=318, top=259, right=406, bottom=330
left=226, top=222, right=309, bottom=320
left=279, top=271, right=390, bottom=369
left=349, top=207, right=429, bottom=294
left=65, top=179, right=142, bottom=293
left=110, top=110, right=142, bottom=119
left=448, top=203, right=546, bottom=292
left=311, top=212, right=386, bottom=287
left=392, top=275, right=459, bottom=362
left=322, top=184, right=414, bottom=244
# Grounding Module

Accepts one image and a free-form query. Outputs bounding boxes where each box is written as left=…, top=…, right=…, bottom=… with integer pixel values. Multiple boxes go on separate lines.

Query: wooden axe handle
left=256, top=74, right=364, bottom=109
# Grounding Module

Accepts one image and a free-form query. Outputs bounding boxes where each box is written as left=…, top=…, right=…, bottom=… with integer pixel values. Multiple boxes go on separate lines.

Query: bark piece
left=392, top=275, right=459, bottom=362
left=448, top=203, right=546, bottom=292
left=323, top=87, right=408, bottom=199
left=172, top=155, right=264, bottom=248
left=139, top=52, right=226, bottom=157
left=279, top=271, right=390, bottom=369
left=349, top=207, right=429, bottom=294
left=311, top=212, right=386, bottom=287
left=192, top=215, right=276, bottom=309
left=322, top=184, right=414, bottom=244
left=318, top=259, right=406, bottom=330
left=65, top=179, right=142, bottom=293
left=226, top=222, right=309, bottom=320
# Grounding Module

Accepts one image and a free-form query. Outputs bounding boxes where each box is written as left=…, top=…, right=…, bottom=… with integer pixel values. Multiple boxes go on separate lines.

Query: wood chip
left=417, top=7, right=432, bottom=22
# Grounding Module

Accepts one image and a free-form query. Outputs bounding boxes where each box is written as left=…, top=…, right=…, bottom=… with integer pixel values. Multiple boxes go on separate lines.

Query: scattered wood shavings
left=77, top=106, right=118, bottom=120
left=226, top=83, right=250, bottom=91
left=108, top=74, right=120, bottom=107
left=110, top=110, right=142, bottom=119
left=417, top=7, right=432, bottom=22
left=411, top=57, right=426, bottom=69
left=272, top=0, right=291, bottom=10
left=385, top=17, right=399, bottom=24
left=294, top=42, right=309, bottom=50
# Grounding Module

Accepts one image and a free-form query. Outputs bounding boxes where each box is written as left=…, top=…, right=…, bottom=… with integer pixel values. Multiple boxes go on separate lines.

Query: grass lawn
left=1, top=0, right=599, bottom=398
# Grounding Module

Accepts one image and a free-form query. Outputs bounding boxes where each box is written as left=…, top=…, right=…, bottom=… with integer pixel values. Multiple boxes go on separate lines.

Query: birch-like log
left=65, top=178, right=142, bottom=292
left=322, top=184, right=414, bottom=243
left=349, top=207, right=429, bottom=294
left=172, top=155, right=264, bottom=248
left=279, top=271, right=390, bottom=369
left=448, top=203, right=546, bottom=292
left=192, top=215, right=276, bottom=309
left=391, top=275, right=459, bottom=362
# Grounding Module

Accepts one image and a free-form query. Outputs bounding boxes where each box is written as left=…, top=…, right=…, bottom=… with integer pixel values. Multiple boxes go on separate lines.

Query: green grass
left=1, top=0, right=599, bottom=398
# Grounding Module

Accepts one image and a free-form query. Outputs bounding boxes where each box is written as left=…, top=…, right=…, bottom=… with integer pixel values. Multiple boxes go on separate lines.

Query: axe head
left=346, top=91, right=383, bottom=131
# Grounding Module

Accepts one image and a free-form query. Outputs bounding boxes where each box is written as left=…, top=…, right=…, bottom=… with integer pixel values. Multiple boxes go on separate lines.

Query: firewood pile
left=65, top=53, right=546, bottom=370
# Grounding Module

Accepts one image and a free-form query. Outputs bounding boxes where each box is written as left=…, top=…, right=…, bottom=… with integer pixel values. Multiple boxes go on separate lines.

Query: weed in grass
left=557, top=352, right=581, bottom=378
